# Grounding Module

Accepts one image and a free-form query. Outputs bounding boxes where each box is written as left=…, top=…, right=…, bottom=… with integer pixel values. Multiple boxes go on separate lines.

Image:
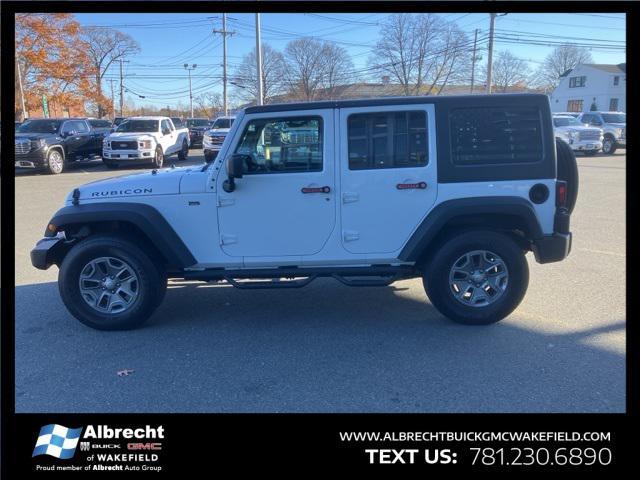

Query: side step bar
left=182, top=265, right=418, bottom=289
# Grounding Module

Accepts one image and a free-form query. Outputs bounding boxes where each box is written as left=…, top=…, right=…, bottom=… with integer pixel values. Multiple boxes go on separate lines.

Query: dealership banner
left=4, top=413, right=629, bottom=474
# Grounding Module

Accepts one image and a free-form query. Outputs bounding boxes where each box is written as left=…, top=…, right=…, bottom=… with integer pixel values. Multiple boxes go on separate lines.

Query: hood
left=108, top=132, right=156, bottom=140
left=558, top=125, right=601, bottom=133
left=206, top=128, right=231, bottom=135
left=189, top=126, right=209, bottom=132
left=67, top=166, right=196, bottom=202
left=15, top=132, right=59, bottom=141
left=606, top=123, right=625, bottom=128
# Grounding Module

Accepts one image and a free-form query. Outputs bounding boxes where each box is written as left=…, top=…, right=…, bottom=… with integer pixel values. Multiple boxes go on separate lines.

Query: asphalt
left=14, top=149, right=626, bottom=412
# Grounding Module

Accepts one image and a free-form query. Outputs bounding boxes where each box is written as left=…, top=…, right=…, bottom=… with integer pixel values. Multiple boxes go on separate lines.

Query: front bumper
left=616, top=138, right=626, bottom=146
left=14, top=149, right=47, bottom=168
left=30, top=237, right=67, bottom=270
left=569, top=140, right=602, bottom=152
left=531, top=209, right=572, bottom=264
left=103, top=148, right=154, bottom=161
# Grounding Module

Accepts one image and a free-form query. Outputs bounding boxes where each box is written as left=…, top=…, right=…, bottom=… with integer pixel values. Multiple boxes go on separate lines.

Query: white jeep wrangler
left=31, top=94, right=577, bottom=330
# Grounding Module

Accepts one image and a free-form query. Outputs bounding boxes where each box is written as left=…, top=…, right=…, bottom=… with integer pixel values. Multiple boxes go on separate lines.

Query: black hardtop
left=244, top=93, right=550, bottom=114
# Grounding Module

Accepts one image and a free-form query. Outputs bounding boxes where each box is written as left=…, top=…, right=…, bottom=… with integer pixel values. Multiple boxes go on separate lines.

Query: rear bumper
left=532, top=209, right=572, bottom=264
left=30, top=237, right=66, bottom=270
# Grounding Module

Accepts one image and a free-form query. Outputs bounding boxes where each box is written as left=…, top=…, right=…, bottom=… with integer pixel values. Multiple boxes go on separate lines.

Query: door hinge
left=342, top=192, right=359, bottom=204
left=217, top=198, right=235, bottom=207
left=220, top=234, right=237, bottom=245
left=343, top=230, right=360, bottom=242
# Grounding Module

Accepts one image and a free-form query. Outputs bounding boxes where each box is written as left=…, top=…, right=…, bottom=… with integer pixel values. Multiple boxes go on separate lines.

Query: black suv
left=185, top=118, right=210, bottom=148
left=15, top=118, right=106, bottom=174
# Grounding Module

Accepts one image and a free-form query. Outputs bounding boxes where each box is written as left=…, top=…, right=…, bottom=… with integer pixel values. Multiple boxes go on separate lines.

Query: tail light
left=556, top=181, right=568, bottom=208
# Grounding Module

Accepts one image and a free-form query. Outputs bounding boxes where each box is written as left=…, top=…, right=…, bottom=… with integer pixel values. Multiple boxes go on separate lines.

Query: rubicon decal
left=91, top=188, right=153, bottom=197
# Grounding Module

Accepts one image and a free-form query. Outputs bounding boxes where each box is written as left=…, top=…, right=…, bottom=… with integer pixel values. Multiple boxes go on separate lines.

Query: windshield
left=553, top=117, right=581, bottom=127
left=116, top=120, right=158, bottom=133
left=187, top=119, right=209, bottom=127
left=212, top=118, right=234, bottom=129
left=601, top=113, right=626, bottom=123
left=18, top=120, right=62, bottom=134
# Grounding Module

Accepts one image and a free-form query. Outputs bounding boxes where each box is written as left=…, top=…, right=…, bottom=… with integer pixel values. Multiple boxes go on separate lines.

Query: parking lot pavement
left=14, top=151, right=625, bottom=413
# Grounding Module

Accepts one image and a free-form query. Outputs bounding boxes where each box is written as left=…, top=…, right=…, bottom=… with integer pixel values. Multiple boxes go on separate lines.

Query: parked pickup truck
left=203, top=115, right=236, bottom=162
left=102, top=116, right=190, bottom=169
left=15, top=118, right=106, bottom=174
left=186, top=118, right=211, bottom=148
left=552, top=114, right=603, bottom=156
left=577, top=111, right=626, bottom=155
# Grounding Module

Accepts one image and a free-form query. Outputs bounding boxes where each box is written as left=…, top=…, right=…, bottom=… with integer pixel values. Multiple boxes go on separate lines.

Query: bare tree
left=81, top=26, right=140, bottom=117
left=194, top=92, right=223, bottom=118
left=483, top=50, right=531, bottom=93
left=318, top=43, right=354, bottom=99
left=425, top=22, right=473, bottom=94
left=232, top=43, right=286, bottom=104
left=283, top=38, right=328, bottom=100
left=532, top=43, right=593, bottom=91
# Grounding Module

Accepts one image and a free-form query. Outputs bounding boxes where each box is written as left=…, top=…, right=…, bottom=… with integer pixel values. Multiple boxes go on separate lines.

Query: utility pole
left=16, top=57, right=28, bottom=120
left=109, top=79, right=115, bottom=118
left=470, top=29, right=478, bottom=94
left=184, top=64, right=197, bottom=118
left=255, top=13, right=264, bottom=106
left=119, top=59, right=129, bottom=116
left=213, top=14, right=235, bottom=116
left=486, top=13, right=496, bottom=94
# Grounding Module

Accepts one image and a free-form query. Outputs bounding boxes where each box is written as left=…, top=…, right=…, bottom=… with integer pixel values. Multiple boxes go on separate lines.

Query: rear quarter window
left=450, top=107, right=543, bottom=165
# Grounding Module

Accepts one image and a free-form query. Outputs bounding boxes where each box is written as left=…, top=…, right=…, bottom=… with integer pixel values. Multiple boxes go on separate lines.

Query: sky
left=74, top=12, right=627, bottom=110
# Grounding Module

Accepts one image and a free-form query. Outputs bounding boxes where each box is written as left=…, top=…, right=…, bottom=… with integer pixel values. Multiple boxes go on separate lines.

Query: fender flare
left=398, top=196, right=544, bottom=262
left=45, top=144, right=66, bottom=160
left=46, top=202, right=197, bottom=269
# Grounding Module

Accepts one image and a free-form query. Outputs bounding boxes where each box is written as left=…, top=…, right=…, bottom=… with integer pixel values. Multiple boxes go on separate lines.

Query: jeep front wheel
left=423, top=231, right=529, bottom=325
left=58, top=235, right=166, bottom=330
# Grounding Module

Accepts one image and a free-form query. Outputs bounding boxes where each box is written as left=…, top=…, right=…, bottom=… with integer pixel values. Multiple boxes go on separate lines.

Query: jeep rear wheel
left=423, top=231, right=529, bottom=325
left=153, top=146, right=164, bottom=168
left=59, top=235, right=166, bottom=330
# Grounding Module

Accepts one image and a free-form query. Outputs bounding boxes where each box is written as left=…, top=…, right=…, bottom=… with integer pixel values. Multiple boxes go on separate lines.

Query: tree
left=370, top=14, right=472, bottom=96
left=15, top=13, right=92, bottom=119
left=194, top=92, right=223, bottom=118
left=284, top=38, right=327, bottom=100
left=484, top=50, right=531, bottom=93
left=81, top=26, right=140, bottom=118
left=232, top=44, right=286, bottom=104
left=317, top=43, right=354, bottom=99
left=532, top=44, right=593, bottom=91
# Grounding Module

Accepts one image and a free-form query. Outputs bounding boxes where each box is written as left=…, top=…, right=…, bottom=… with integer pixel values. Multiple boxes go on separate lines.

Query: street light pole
left=255, top=13, right=264, bottom=106
left=486, top=13, right=496, bottom=94
left=184, top=64, right=197, bottom=117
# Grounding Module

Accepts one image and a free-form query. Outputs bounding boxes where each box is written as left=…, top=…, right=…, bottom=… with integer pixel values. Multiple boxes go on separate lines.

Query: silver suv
left=578, top=111, right=626, bottom=154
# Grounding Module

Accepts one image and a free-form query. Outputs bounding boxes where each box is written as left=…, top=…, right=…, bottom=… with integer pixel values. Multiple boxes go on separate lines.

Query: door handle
left=301, top=186, right=331, bottom=194
left=396, top=182, right=427, bottom=190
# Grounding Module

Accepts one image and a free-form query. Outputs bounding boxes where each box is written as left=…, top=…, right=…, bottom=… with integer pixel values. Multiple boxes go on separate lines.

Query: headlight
left=103, top=140, right=111, bottom=149
left=31, top=138, right=46, bottom=149
left=567, top=131, right=577, bottom=139
left=138, top=140, right=152, bottom=149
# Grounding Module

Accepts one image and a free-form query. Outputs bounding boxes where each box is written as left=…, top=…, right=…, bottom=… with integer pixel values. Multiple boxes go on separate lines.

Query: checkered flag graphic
left=32, top=424, right=83, bottom=459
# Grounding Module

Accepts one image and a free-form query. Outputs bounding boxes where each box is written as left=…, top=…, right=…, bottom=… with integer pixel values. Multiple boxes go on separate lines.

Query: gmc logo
left=127, top=443, right=162, bottom=451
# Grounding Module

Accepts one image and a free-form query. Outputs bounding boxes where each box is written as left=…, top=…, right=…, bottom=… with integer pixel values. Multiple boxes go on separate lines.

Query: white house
left=549, top=63, right=626, bottom=113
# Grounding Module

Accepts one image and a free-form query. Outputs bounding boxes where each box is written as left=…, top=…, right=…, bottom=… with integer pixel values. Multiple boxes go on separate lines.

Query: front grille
left=111, top=141, right=138, bottom=150
left=579, top=130, right=601, bottom=141
left=15, top=139, right=31, bottom=154
left=209, top=136, right=225, bottom=145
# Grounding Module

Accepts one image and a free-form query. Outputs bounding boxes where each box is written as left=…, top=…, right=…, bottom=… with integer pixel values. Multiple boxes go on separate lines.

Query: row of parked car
left=552, top=110, right=626, bottom=155
left=14, top=115, right=236, bottom=174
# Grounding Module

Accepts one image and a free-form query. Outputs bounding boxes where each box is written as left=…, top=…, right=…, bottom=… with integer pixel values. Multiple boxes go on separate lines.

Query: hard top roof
left=244, top=93, right=548, bottom=114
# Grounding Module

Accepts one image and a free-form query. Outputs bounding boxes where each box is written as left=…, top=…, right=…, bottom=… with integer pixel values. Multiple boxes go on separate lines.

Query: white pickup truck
left=102, top=116, right=190, bottom=169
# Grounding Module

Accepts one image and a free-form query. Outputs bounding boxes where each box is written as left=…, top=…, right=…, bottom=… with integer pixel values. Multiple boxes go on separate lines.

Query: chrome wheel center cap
left=471, top=271, right=486, bottom=283
left=103, top=277, right=115, bottom=289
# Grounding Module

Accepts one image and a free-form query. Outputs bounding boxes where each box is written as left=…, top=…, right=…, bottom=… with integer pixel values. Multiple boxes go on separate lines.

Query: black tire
left=555, top=137, right=579, bottom=214
left=177, top=140, right=189, bottom=161
left=204, top=151, right=216, bottom=163
left=46, top=149, right=65, bottom=174
left=58, top=235, right=166, bottom=330
left=423, top=230, right=529, bottom=325
left=103, top=160, right=119, bottom=169
left=583, top=149, right=598, bottom=156
left=153, top=145, right=164, bottom=168
left=602, top=134, right=617, bottom=155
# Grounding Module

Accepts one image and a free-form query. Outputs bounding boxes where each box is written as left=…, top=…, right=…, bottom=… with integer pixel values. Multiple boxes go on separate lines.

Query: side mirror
left=222, top=154, right=246, bottom=193
left=63, top=130, right=77, bottom=138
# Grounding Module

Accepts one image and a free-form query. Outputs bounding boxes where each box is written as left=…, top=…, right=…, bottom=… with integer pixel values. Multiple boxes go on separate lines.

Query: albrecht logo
left=32, top=424, right=83, bottom=459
